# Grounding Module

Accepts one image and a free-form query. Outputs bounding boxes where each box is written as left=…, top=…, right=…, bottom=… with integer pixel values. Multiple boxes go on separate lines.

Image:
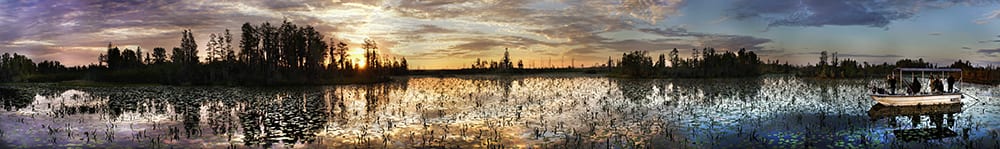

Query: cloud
left=637, top=27, right=773, bottom=50
left=975, top=9, right=1000, bottom=24
left=978, top=48, right=1000, bottom=57
left=727, top=0, right=982, bottom=28
left=696, top=35, right=772, bottom=50
left=977, top=40, right=1000, bottom=43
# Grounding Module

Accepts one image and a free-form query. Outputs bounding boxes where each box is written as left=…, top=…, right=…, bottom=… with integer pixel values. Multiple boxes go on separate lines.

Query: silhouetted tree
left=517, top=59, right=523, bottom=69
left=223, top=29, right=236, bottom=63
left=177, top=29, right=199, bottom=65
left=655, top=53, right=666, bottom=70
left=303, top=26, right=327, bottom=75
left=206, top=33, right=220, bottom=62
left=36, top=60, right=65, bottom=74
left=240, top=23, right=260, bottom=67
left=152, top=47, right=168, bottom=64
left=121, top=48, right=137, bottom=69
left=501, top=48, right=513, bottom=71
left=103, top=43, right=123, bottom=69
left=171, top=47, right=185, bottom=64
left=0, top=53, right=35, bottom=82
left=362, top=38, right=379, bottom=71
left=615, top=51, right=654, bottom=77
left=329, top=39, right=349, bottom=71
left=668, top=48, right=679, bottom=67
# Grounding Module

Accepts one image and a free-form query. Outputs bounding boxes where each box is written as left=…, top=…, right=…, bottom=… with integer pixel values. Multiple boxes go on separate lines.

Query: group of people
left=882, top=74, right=956, bottom=95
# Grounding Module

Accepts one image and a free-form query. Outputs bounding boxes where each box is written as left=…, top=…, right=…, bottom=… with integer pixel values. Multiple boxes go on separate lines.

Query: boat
left=870, top=93, right=962, bottom=106
left=869, top=68, right=963, bottom=106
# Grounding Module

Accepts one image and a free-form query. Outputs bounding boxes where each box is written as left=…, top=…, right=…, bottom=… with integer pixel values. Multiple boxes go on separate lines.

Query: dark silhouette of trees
left=517, top=60, right=523, bottom=69
left=172, top=29, right=199, bottom=66
left=614, top=51, right=654, bottom=77
left=303, top=26, right=327, bottom=76
left=800, top=51, right=931, bottom=78
left=950, top=60, right=999, bottom=85
left=36, top=60, right=66, bottom=74
left=655, top=53, right=666, bottom=69
left=8, top=21, right=399, bottom=85
left=0, top=53, right=36, bottom=82
left=240, top=23, right=261, bottom=68
left=328, top=39, right=349, bottom=72
left=500, top=48, right=513, bottom=71
left=611, top=48, right=762, bottom=78
left=102, top=43, right=122, bottom=69
left=121, top=48, right=139, bottom=69
left=463, top=48, right=526, bottom=73
left=668, top=48, right=679, bottom=67
left=152, top=47, right=168, bottom=64
left=362, top=38, right=379, bottom=71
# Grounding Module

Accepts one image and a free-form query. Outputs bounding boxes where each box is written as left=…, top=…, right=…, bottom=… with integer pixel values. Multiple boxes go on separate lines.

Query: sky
left=1, top=0, right=1000, bottom=69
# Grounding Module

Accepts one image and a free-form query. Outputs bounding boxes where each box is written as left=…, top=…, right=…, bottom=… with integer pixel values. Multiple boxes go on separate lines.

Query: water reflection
left=0, top=87, right=31, bottom=111
left=1, top=75, right=998, bottom=148
left=868, top=104, right=962, bottom=141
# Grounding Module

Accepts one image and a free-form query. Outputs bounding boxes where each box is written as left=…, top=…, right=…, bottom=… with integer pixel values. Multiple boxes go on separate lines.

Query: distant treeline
left=0, top=21, right=407, bottom=85
left=610, top=48, right=763, bottom=78
left=464, top=48, right=524, bottom=73
left=794, top=51, right=896, bottom=78
left=792, top=51, right=998, bottom=85
left=604, top=48, right=999, bottom=85
left=947, top=60, right=1000, bottom=85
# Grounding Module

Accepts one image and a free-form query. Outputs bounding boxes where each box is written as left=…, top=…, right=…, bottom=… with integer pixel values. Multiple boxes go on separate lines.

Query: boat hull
left=870, top=94, right=962, bottom=106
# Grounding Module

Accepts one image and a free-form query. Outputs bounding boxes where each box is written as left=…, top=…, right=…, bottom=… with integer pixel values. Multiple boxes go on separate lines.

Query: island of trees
left=0, top=21, right=407, bottom=85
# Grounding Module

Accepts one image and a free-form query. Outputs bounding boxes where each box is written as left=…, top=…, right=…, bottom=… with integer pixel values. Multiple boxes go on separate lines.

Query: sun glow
left=349, top=48, right=367, bottom=68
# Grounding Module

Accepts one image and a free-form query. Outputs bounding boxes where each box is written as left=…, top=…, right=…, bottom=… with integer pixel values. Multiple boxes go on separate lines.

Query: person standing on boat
left=930, top=75, right=943, bottom=94
left=947, top=75, right=956, bottom=93
left=886, top=74, right=897, bottom=95
left=908, top=76, right=921, bottom=95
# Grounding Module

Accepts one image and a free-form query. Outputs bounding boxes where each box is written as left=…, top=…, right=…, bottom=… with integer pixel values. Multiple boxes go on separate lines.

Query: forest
left=607, top=49, right=999, bottom=85
left=0, top=21, right=408, bottom=85
left=610, top=48, right=763, bottom=78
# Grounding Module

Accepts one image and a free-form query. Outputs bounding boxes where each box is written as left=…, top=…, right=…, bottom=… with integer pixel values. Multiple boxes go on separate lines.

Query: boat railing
left=870, top=68, right=964, bottom=96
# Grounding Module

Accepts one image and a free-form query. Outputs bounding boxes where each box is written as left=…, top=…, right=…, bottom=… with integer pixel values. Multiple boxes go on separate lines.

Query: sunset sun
left=350, top=48, right=367, bottom=68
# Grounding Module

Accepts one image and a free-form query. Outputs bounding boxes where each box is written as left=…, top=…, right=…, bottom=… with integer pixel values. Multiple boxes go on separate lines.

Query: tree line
left=466, top=48, right=523, bottom=73
left=607, top=48, right=999, bottom=85
left=1, top=21, right=408, bottom=85
left=611, top=48, right=763, bottom=78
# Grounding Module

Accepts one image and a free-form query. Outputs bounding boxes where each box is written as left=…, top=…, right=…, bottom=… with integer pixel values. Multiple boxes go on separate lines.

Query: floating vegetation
left=0, top=75, right=998, bottom=148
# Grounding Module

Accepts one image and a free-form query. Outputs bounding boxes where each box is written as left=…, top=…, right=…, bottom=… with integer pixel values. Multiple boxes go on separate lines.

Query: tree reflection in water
left=0, top=87, right=32, bottom=111
left=868, top=104, right=962, bottom=142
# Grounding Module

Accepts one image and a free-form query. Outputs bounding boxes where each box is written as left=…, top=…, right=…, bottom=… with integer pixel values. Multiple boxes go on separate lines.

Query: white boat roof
left=896, top=68, right=962, bottom=72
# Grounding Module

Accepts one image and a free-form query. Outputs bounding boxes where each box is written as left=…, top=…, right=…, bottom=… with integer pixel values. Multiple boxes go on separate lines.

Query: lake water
left=1, top=75, right=998, bottom=148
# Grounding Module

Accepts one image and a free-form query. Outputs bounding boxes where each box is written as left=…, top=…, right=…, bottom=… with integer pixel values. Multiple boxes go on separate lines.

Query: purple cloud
left=727, top=0, right=983, bottom=28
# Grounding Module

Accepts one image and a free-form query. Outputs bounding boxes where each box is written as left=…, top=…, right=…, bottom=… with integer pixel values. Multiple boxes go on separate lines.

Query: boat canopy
left=895, top=68, right=962, bottom=72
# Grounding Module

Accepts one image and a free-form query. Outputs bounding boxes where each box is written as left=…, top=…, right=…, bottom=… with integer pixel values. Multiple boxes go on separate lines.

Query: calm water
left=1, top=75, right=998, bottom=148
